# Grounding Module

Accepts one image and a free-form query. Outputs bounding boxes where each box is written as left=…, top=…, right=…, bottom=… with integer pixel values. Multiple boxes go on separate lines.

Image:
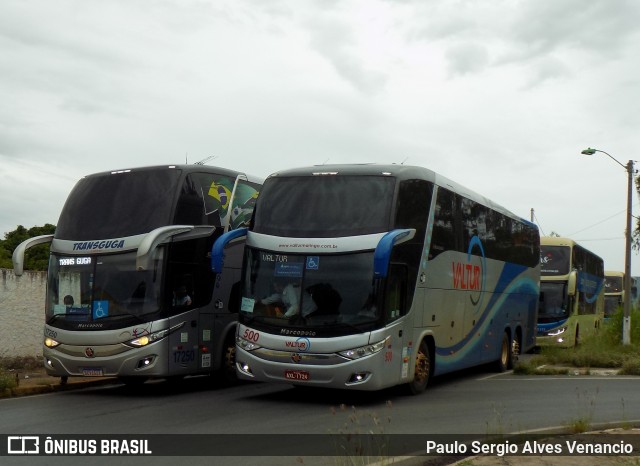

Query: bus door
left=167, top=273, right=200, bottom=376
left=384, top=264, right=413, bottom=383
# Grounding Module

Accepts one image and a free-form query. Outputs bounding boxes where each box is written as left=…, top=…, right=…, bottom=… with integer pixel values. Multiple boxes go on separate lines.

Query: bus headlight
left=44, top=337, right=60, bottom=348
left=128, top=329, right=169, bottom=348
left=126, top=322, right=185, bottom=348
left=236, top=335, right=261, bottom=352
left=548, top=326, right=567, bottom=337
left=339, top=337, right=388, bottom=360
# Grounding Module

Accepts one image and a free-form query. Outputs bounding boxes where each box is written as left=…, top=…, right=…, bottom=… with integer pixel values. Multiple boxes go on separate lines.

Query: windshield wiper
left=47, top=313, right=71, bottom=324
left=95, top=312, right=146, bottom=323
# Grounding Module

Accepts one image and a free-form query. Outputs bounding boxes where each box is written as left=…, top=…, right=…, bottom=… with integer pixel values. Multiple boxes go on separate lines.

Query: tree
left=0, top=224, right=56, bottom=271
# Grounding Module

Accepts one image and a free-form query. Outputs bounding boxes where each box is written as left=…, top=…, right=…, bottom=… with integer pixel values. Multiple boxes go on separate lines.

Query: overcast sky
left=1, top=0, right=639, bottom=274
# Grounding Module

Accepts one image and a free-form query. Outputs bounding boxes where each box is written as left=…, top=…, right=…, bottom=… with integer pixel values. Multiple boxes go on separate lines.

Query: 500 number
left=243, top=329, right=259, bottom=342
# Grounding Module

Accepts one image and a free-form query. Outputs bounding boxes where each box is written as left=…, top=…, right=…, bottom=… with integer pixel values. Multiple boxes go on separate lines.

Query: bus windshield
left=253, top=175, right=395, bottom=237
left=47, top=251, right=163, bottom=328
left=538, top=281, right=569, bottom=322
left=605, top=276, right=623, bottom=293
left=239, top=248, right=380, bottom=332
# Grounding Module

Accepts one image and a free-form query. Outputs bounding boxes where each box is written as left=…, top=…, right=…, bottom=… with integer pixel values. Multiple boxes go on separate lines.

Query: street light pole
left=581, top=147, right=634, bottom=345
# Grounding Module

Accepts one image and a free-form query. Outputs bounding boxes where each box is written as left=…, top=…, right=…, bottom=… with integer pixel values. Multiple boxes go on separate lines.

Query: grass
left=328, top=403, right=393, bottom=464
left=0, top=356, right=42, bottom=371
left=0, top=356, right=42, bottom=392
left=515, top=307, right=640, bottom=375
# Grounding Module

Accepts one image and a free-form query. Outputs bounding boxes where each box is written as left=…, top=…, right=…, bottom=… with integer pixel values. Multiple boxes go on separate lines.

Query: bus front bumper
left=235, top=345, right=395, bottom=391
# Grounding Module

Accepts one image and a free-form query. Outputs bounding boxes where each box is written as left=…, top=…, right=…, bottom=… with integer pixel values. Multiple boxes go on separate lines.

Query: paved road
left=2, top=366, right=640, bottom=465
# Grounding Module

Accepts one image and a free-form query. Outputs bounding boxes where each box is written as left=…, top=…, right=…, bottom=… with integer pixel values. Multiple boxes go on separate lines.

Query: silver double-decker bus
left=212, top=164, right=539, bottom=394
left=13, top=164, right=261, bottom=384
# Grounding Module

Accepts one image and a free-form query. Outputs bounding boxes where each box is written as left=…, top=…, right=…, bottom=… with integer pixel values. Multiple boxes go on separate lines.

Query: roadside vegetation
left=0, top=356, right=42, bottom=392
left=515, top=307, right=640, bottom=375
left=0, top=224, right=55, bottom=270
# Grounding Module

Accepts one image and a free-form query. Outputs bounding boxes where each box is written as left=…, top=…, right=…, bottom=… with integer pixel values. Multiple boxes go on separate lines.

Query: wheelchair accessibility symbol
left=92, top=300, right=109, bottom=319
left=306, top=256, right=319, bottom=270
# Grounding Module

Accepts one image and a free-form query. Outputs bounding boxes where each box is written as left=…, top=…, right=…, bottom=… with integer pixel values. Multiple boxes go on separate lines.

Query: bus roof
left=605, top=270, right=625, bottom=277
left=540, top=236, right=579, bottom=247
left=266, top=163, right=531, bottom=226
left=80, top=164, right=264, bottom=185
left=541, top=236, right=605, bottom=262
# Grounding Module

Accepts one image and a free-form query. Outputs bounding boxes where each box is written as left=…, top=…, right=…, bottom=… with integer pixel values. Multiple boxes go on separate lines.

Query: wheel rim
left=224, top=345, right=236, bottom=377
left=500, top=334, right=509, bottom=367
left=414, top=345, right=430, bottom=386
left=511, top=337, right=520, bottom=361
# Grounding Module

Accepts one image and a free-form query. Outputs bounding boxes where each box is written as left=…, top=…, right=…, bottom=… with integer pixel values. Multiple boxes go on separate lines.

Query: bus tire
left=218, top=335, right=238, bottom=385
left=406, top=339, right=432, bottom=395
left=495, top=331, right=511, bottom=373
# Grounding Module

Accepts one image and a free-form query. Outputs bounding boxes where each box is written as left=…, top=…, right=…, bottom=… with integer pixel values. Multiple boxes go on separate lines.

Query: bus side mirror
left=373, top=229, right=415, bottom=278
left=211, top=228, right=248, bottom=273
left=12, top=234, right=54, bottom=276
left=567, top=271, right=577, bottom=296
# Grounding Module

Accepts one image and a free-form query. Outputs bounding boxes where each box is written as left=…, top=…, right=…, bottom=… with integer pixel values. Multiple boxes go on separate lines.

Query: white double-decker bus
left=212, top=164, right=539, bottom=393
left=13, top=164, right=261, bottom=384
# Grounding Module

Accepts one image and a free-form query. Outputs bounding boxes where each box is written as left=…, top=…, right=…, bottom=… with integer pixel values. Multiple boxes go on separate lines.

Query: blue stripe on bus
left=578, top=272, right=605, bottom=304
left=434, top=264, right=538, bottom=374
left=537, top=319, right=569, bottom=332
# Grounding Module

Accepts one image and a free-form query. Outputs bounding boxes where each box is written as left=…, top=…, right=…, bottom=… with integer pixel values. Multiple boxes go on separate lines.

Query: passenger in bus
left=63, top=295, right=74, bottom=308
left=261, top=279, right=300, bottom=317
left=173, top=285, right=192, bottom=307
left=304, top=283, right=340, bottom=317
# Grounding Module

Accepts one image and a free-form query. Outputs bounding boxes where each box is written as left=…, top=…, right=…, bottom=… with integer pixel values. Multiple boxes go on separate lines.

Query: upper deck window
left=56, top=169, right=182, bottom=240
left=253, top=175, right=395, bottom=237
left=540, top=245, right=570, bottom=276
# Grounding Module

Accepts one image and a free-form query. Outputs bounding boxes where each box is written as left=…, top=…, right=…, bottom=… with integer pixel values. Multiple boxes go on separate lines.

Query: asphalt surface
left=3, top=366, right=640, bottom=465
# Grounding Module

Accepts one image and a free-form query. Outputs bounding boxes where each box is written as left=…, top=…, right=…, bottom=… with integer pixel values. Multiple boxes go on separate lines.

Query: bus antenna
left=195, top=155, right=218, bottom=165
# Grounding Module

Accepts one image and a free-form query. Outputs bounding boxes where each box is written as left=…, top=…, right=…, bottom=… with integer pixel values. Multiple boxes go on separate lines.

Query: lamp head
left=581, top=148, right=596, bottom=155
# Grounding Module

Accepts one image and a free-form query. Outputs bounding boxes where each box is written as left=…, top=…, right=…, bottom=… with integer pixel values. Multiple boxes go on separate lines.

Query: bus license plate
left=284, top=370, right=310, bottom=381
left=82, top=368, right=103, bottom=377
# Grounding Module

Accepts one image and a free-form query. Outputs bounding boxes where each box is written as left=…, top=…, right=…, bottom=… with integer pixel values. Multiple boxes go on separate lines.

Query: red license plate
left=284, top=370, right=310, bottom=381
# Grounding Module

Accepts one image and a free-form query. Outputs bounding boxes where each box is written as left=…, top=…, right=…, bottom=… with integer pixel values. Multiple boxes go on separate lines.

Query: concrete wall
left=0, top=268, right=46, bottom=358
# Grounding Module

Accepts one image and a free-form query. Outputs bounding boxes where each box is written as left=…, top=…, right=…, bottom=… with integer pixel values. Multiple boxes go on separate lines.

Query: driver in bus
left=63, top=295, right=74, bottom=309
left=261, top=279, right=301, bottom=318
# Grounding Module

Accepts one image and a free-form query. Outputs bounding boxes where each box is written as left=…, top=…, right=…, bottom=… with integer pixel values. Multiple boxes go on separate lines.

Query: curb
left=1, top=377, right=117, bottom=399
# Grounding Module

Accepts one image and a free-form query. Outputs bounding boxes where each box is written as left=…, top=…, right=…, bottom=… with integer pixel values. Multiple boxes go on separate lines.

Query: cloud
left=445, top=43, right=490, bottom=77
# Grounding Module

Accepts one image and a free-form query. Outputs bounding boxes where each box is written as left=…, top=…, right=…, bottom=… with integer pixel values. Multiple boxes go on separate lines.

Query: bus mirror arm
left=211, top=228, right=248, bottom=273
left=373, top=228, right=416, bottom=278
left=136, top=225, right=215, bottom=271
left=567, top=270, right=577, bottom=296
left=12, top=234, right=54, bottom=276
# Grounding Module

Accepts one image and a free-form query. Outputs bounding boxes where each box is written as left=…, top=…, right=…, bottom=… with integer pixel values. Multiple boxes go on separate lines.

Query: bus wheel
left=509, top=332, right=521, bottom=370
left=219, top=339, right=238, bottom=385
left=406, top=340, right=431, bottom=395
left=495, top=332, right=510, bottom=372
